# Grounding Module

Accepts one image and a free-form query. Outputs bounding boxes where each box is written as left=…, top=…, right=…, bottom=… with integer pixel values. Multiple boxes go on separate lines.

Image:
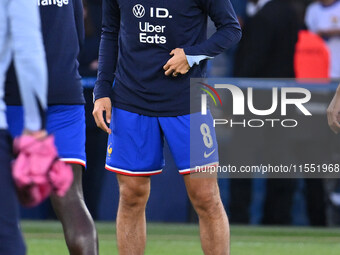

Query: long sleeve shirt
left=0, top=0, right=47, bottom=131
left=6, top=0, right=85, bottom=106
left=94, top=0, right=242, bottom=116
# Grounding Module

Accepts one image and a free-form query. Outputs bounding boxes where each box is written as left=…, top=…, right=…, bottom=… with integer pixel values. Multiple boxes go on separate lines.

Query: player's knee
left=67, top=229, right=97, bottom=255
left=67, top=236, right=85, bottom=254
left=119, top=183, right=150, bottom=210
left=190, top=186, right=222, bottom=216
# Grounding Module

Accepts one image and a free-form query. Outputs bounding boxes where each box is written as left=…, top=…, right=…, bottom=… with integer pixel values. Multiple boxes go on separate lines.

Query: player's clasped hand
left=23, top=129, right=48, bottom=140
left=327, top=85, right=340, bottom=134
left=93, top=97, right=112, bottom=134
left=163, top=48, right=190, bottom=77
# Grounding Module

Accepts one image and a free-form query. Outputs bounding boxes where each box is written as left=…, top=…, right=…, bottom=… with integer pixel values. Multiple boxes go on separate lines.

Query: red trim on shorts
left=65, top=161, right=86, bottom=167
left=105, top=166, right=162, bottom=177
left=61, top=159, right=86, bottom=167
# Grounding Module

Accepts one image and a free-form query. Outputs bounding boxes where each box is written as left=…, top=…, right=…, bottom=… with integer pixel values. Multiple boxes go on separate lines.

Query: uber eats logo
left=133, top=4, right=172, bottom=45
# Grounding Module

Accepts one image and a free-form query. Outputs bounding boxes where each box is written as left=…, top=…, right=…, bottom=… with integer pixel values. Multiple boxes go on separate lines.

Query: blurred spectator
left=78, top=0, right=100, bottom=77
left=234, top=0, right=299, bottom=77
left=231, top=0, right=300, bottom=225
left=294, top=30, right=330, bottom=78
left=292, top=1, right=311, bottom=28
left=305, top=0, right=340, bottom=79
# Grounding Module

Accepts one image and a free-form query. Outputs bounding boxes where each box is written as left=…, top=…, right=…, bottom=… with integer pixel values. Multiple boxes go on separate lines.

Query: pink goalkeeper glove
left=12, top=135, right=73, bottom=207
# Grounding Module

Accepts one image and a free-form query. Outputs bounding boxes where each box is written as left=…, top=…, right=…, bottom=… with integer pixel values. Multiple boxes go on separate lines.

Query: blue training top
left=5, top=0, right=85, bottom=105
left=94, top=0, right=242, bottom=116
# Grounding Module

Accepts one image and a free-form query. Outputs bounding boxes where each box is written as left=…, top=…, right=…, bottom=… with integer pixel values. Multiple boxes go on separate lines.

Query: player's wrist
left=93, top=93, right=112, bottom=104
left=94, top=97, right=111, bottom=103
left=23, top=129, right=48, bottom=140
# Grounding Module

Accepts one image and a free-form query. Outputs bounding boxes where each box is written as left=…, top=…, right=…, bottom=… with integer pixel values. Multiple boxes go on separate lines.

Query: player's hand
left=93, top=97, right=112, bottom=134
left=327, top=86, right=340, bottom=134
left=23, top=129, right=47, bottom=140
left=163, top=48, right=190, bottom=77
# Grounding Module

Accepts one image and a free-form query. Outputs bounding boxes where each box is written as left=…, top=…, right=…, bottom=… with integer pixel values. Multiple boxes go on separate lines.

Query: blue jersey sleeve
left=184, top=0, right=242, bottom=67
left=94, top=0, right=120, bottom=101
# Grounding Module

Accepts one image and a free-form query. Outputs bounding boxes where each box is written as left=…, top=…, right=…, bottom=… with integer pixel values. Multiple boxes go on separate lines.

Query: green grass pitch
left=22, top=221, right=340, bottom=255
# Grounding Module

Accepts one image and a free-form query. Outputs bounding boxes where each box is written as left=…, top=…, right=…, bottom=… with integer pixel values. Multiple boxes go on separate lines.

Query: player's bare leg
left=50, top=164, right=98, bottom=255
left=184, top=174, right=229, bottom=255
left=116, top=174, right=150, bottom=255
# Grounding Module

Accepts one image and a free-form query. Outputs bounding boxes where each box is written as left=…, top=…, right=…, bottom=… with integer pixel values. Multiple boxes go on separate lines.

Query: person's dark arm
left=183, top=0, right=242, bottom=67
left=93, top=0, right=120, bottom=101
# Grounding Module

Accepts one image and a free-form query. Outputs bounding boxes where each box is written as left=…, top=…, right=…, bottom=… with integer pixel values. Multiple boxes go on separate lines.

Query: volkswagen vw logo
left=133, top=4, right=145, bottom=18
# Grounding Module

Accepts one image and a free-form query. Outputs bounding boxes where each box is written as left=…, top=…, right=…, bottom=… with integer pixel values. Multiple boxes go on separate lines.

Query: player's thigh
left=159, top=111, right=219, bottom=174
left=105, top=107, right=163, bottom=176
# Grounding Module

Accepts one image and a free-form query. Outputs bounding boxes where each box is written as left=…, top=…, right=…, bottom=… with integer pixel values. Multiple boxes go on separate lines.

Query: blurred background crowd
left=22, top=0, right=340, bottom=227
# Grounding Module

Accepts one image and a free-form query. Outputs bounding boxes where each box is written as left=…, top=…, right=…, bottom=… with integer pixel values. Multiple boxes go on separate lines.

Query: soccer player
left=5, top=1, right=98, bottom=255
left=93, top=1, right=241, bottom=254
left=0, top=0, right=47, bottom=254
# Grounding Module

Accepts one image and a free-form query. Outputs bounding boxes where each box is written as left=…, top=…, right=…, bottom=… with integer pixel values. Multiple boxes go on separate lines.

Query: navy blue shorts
left=0, top=130, right=25, bottom=254
left=6, top=105, right=86, bottom=167
left=105, top=108, right=219, bottom=176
